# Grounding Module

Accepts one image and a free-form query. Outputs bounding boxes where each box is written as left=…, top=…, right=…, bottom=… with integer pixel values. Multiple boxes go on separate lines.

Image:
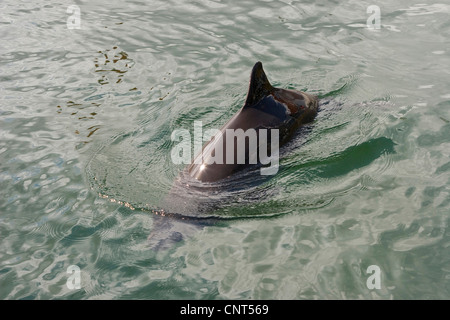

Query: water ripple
left=2, top=0, right=450, bottom=300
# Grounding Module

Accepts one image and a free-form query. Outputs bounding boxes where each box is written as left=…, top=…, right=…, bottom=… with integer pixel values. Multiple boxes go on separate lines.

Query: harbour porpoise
left=188, top=61, right=318, bottom=182
left=149, top=62, right=319, bottom=250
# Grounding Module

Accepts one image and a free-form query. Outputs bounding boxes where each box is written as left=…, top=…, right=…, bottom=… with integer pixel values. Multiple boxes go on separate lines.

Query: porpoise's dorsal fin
left=244, top=61, right=274, bottom=107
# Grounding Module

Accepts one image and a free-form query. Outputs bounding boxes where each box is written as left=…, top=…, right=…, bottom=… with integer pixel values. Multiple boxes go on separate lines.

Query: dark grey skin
left=149, top=62, right=319, bottom=250
left=188, top=61, right=319, bottom=182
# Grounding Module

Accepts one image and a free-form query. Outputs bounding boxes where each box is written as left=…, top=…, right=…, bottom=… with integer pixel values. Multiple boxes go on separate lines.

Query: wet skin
left=188, top=61, right=319, bottom=183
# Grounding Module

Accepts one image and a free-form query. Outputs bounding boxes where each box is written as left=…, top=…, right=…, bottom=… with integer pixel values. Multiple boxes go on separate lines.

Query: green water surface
left=1, top=0, right=449, bottom=299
